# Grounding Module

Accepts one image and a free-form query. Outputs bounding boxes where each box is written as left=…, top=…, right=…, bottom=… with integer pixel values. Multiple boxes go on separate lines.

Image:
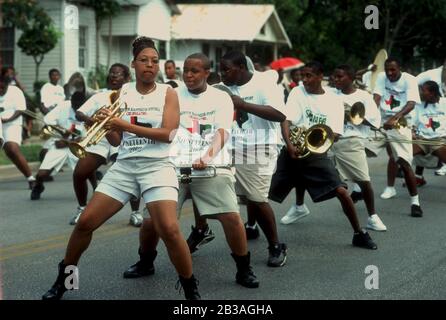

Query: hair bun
left=132, top=37, right=158, bottom=58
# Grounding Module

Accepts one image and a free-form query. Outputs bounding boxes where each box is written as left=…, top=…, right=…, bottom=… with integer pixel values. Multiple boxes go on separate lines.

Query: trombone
left=19, top=110, right=81, bottom=140
left=69, top=91, right=127, bottom=159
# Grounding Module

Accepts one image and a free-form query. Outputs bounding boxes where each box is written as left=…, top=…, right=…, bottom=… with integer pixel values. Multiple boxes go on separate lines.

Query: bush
left=0, top=144, right=42, bottom=165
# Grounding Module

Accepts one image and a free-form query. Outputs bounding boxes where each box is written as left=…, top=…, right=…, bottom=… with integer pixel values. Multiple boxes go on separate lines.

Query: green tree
left=2, top=0, right=61, bottom=88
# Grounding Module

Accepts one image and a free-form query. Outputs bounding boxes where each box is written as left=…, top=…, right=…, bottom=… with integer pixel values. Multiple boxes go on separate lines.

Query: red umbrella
left=270, top=57, right=304, bottom=71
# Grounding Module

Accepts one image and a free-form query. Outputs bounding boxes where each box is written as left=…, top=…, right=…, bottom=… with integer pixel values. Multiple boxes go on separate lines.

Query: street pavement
left=1, top=153, right=446, bottom=300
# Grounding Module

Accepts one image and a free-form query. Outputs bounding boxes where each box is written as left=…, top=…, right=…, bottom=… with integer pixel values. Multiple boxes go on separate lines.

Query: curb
left=0, top=162, right=41, bottom=181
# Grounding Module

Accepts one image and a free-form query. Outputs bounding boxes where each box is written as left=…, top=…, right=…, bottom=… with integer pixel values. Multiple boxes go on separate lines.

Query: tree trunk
left=107, top=16, right=112, bottom=69
left=95, top=15, right=100, bottom=68
left=33, top=54, right=44, bottom=88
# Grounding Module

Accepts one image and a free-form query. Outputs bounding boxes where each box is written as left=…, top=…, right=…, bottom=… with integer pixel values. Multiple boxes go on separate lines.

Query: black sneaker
left=31, top=184, right=45, bottom=200
left=231, top=252, right=259, bottom=288
left=350, top=191, right=363, bottom=203
left=123, top=249, right=157, bottom=278
left=186, top=225, right=215, bottom=253
left=267, top=243, right=287, bottom=267
left=411, top=204, right=423, bottom=217
left=352, top=230, right=377, bottom=250
left=244, top=222, right=260, bottom=240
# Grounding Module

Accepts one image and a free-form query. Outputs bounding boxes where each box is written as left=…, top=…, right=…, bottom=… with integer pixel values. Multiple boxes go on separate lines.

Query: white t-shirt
left=413, top=98, right=446, bottom=139
left=374, top=72, right=420, bottom=124
left=224, top=72, right=285, bottom=148
left=362, top=71, right=372, bottom=91
left=172, top=85, right=233, bottom=167
left=117, top=83, right=173, bottom=160
left=416, top=67, right=444, bottom=97
left=334, top=89, right=381, bottom=138
left=44, top=101, right=85, bottom=137
left=78, top=90, right=112, bottom=117
left=285, top=85, right=344, bottom=135
left=40, top=82, right=65, bottom=110
left=0, top=85, right=26, bottom=127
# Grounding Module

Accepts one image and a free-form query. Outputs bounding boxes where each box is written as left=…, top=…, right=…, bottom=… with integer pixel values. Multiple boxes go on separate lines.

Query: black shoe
left=267, top=243, right=287, bottom=267
left=186, top=225, right=215, bottom=253
left=28, top=180, right=36, bottom=190
left=42, top=260, right=69, bottom=300
left=244, top=222, right=260, bottom=240
left=350, top=191, right=363, bottom=203
left=231, top=252, right=259, bottom=288
left=411, top=204, right=423, bottom=217
left=31, top=184, right=45, bottom=200
left=352, top=230, right=377, bottom=250
left=177, top=274, right=201, bottom=300
left=123, top=249, right=157, bottom=278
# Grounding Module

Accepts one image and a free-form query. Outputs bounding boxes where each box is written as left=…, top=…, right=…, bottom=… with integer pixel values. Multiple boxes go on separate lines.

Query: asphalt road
left=1, top=153, right=446, bottom=300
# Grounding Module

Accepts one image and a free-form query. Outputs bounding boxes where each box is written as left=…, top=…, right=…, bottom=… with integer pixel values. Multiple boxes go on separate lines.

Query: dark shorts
left=268, top=148, right=346, bottom=203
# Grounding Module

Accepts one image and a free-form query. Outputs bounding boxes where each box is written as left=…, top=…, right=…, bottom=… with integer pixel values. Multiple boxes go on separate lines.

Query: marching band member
left=0, top=72, right=35, bottom=189
left=220, top=51, right=288, bottom=267
left=42, top=37, right=200, bottom=300
left=331, top=64, right=387, bottom=231
left=412, top=81, right=446, bottom=177
left=71, top=64, right=142, bottom=227
left=0, top=118, right=4, bottom=148
left=30, top=92, right=86, bottom=200
left=39, top=69, right=66, bottom=165
left=123, top=53, right=259, bottom=288
left=368, top=58, right=423, bottom=217
left=269, top=61, right=378, bottom=250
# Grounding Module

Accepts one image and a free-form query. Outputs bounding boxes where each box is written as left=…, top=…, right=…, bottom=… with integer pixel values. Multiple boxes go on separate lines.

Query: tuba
left=69, top=90, right=127, bottom=159
left=344, top=102, right=366, bottom=125
left=369, top=49, right=388, bottom=92
left=289, top=124, right=335, bottom=159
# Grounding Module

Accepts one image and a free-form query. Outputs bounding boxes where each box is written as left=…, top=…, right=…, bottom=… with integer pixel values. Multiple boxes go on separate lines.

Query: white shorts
left=86, top=139, right=119, bottom=162
left=2, top=124, right=22, bottom=145
left=40, top=147, right=79, bottom=175
left=95, top=157, right=179, bottom=204
left=43, top=138, right=56, bottom=150
left=366, top=127, right=413, bottom=164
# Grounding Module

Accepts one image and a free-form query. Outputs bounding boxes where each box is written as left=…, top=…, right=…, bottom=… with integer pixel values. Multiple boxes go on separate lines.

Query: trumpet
left=344, top=102, right=365, bottom=125
left=290, top=124, right=335, bottom=158
left=69, top=91, right=127, bottom=159
left=177, top=165, right=232, bottom=184
left=369, top=136, right=446, bottom=146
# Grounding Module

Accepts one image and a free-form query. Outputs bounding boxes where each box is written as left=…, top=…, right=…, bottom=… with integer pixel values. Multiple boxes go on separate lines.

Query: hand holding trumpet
left=95, top=108, right=130, bottom=132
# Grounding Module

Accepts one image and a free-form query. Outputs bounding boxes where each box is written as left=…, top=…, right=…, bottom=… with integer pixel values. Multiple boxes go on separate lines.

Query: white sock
left=415, top=174, right=423, bottom=179
left=386, top=186, right=396, bottom=192
left=411, top=195, right=420, bottom=206
left=27, top=176, right=36, bottom=181
left=78, top=206, right=86, bottom=211
left=296, top=204, right=306, bottom=211
left=353, top=183, right=361, bottom=192
left=132, top=210, right=140, bottom=214
left=246, top=222, right=257, bottom=229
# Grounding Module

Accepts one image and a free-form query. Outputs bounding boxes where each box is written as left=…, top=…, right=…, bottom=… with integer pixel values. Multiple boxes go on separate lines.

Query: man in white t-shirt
left=371, top=57, right=423, bottom=217
left=219, top=51, right=288, bottom=267
left=330, top=64, right=386, bottom=231
left=0, top=73, right=35, bottom=188
left=414, top=59, right=446, bottom=177
left=30, top=92, right=86, bottom=200
left=40, top=69, right=65, bottom=115
left=413, top=81, right=446, bottom=165
left=269, top=61, right=377, bottom=250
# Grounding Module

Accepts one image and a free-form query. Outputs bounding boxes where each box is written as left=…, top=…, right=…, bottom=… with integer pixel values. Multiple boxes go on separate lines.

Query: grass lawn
left=0, top=144, right=42, bottom=165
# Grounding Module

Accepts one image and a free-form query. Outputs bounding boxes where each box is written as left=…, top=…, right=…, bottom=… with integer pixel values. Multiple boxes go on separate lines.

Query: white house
left=170, top=4, right=291, bottom=71
left=0, top=0, right=291, bottom=94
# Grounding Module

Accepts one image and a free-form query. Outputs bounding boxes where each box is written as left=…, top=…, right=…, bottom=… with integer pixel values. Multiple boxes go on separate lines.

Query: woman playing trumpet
left=42, top=37, right=200, bottom=300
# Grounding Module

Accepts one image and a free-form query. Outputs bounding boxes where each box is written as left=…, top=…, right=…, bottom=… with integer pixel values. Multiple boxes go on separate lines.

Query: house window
left=158, top=41, right=166, bottom=59
left=0, top=27, right=15, bottom=66
left=79, top=26, right=87, bottom=69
